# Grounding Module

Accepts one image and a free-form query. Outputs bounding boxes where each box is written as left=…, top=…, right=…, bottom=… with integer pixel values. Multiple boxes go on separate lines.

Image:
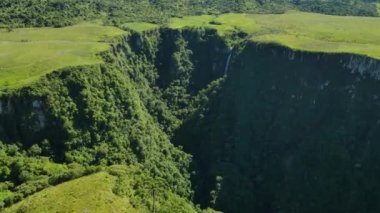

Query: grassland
left=169, top=15, right=234, bottom=35
left=2, top=11, right=380, bottom=90
left=122, top=22, right=159, bottom=32
left=4, top=172, right=138, bottom=213
left=167, top=11, right=380, bottom=59
left=0, top=23, right=125, bottom=89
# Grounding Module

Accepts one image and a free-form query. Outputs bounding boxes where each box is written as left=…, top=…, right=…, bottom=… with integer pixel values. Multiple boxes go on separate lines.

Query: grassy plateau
left=0, top=23, right=125, bottom=89
left=2, top=11, right=380, bottom=90
left=122, top=22, right=159, bottom=32
left=168, top=11, right=380, bottom=59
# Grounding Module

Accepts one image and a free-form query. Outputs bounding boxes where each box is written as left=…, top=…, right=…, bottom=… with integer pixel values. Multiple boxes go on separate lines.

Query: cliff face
left=0, top=28, right=231, bottom=207
left=2, top=27, right=380, bottom=212
left=0, top=27, right=230, bottom=151
left=0, top=94, right=58, bottom=148
left=176, top=42, right=380, bottom=212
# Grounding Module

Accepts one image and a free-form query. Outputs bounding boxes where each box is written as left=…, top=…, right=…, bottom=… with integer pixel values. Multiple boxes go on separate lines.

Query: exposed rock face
left=344, top=55, right=380, bottom=79
left=0, top=95, right=53, bottom=147
left=32, top=100, right=46, bottom=130
left=0, top=99, right=13, bottom=115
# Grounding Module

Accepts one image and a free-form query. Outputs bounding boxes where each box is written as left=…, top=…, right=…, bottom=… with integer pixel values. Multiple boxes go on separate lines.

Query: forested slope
left=3, top=24, right=380, bottom=212
left=2, top=1, right=380, bottom=212
left=176, top=42, right=380, bottom=212
left=0, top=27, right=230, bottom=212
left=0, top=0, right=378, bottom=28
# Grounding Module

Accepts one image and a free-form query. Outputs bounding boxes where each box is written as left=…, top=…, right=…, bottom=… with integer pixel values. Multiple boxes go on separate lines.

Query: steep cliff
left=176, top=42, right=380, bottom=212
left=2, top=26, right=380, bottom=212
left=0, top=27, right=231, bottom=211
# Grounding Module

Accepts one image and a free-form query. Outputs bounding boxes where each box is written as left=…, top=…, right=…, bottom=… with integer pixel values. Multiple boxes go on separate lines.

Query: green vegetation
left=0, top=142, right=198, bottom=212
left=3, top=165, right=207, bottom=213
left=175, top=41, right=380, bottom=212
left=3, top=165, right=201, bottom=213
left=0, top=0, right=378, bottom=29
left=122, top=22, right=159, bottom=32
left=0, top=142, right=101, bottom=208
left=247, top=12, right=380, bottom=58
left=297, top=0, right=378, bottom=16
left=167, top=11, right=380, bottom=58
left=109, top=165, right=199, bottom=213
left=168, top=15, right=235, bottom=37
left=0, top=27, right=229, bottom=212
left=0, top=29, right=204, bottom=211
left=0, top=23, right=125, bottom=89
left=3, top=16, right=380, bottom=212
left=4, top=172, right=138, bottom=213
left=2, top=1, right=380, bottom=213
left=2, top=11, right=380, bottom=91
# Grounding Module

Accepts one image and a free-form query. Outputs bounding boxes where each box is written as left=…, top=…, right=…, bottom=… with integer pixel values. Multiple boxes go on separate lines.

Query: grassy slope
left=167, top=11, right=380, bottom=59
left=0, top=23, right=125, bottom=89
left=4, top=172, right=138, bottom=213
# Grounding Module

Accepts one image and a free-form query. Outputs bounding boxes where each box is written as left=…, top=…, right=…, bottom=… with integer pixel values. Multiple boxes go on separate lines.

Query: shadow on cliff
left=175, top=43, right=380, bottom=213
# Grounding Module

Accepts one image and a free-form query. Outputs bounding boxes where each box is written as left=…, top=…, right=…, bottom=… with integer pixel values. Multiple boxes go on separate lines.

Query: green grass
left=168, top=15, right=214, bottom=29
left=4, top=172, right=138, bottom=213
left=168, top=15, right=235, bottom=36
left=167, top=11, right=380, bottom=59
left=122, top=22, right=159, bottom=32
left=0, top=23, right=125, bottom=89
left=3, top=11, right=380, bottom=90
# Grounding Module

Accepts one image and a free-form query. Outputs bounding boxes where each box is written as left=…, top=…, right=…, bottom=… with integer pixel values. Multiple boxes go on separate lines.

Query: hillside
left=2, top=1, right=380, bottom=213
left=0, top=0, right=378, bottom=28
left=175, top=42, right=380, bottom=212
left=4, top=172, right=138, bottom=213
left=4, top=167, right=201, bottom=213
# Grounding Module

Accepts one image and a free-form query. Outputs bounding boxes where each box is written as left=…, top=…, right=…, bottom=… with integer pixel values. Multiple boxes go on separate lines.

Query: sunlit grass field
left=0, top=23, right=125, bottom=89
left=122, top=22, right=159, bottom=32
left=2, top=11, right=380, bottom=90
left=4, top=172, right=138, bottom=213
left=168, top=11, right=380, bottom=59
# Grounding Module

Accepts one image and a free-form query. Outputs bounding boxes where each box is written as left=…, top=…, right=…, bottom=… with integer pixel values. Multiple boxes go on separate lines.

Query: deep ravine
left=2, top=28, right=380, bottom=212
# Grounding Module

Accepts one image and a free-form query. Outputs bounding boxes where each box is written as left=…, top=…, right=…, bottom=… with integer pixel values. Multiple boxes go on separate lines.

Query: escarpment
left=2, top=27, right=380, bottom=212
left=176, top=42, right=380, bottom=212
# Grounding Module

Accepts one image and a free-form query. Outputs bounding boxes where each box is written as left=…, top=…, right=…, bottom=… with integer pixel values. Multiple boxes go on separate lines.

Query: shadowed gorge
left=2, top=27, right=380, bottom=212
left=176, top=43, right=380, bottom=212
left=2, top=1, right=380, bottom=212
left=0, top=28, right=230, bottom=212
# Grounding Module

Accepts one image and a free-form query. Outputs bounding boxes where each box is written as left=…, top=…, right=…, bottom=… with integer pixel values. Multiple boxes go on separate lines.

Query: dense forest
left=2, top=0, right=380, bottom=212
left=0, top=27, right=230, bottom=212
left=0, top=0, right=379, bottom=28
